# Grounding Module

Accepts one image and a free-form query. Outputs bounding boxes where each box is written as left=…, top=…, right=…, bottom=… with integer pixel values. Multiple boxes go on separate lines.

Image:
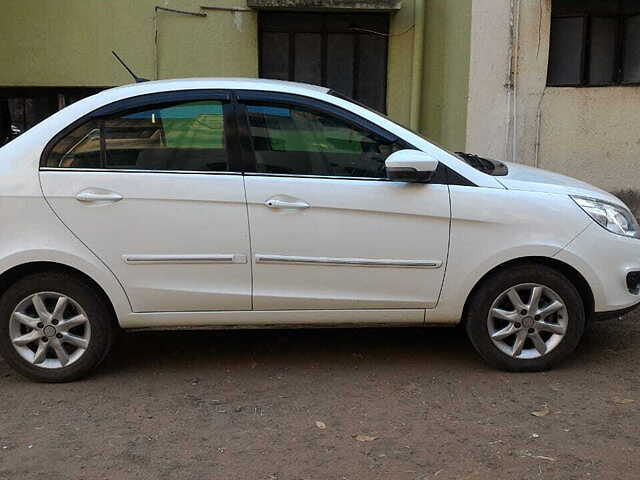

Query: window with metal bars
left=258, top=12, right=390, bottom=113
left=0, top=87, right=105, bottom=145
left=548, top=0, right=640, bottom=86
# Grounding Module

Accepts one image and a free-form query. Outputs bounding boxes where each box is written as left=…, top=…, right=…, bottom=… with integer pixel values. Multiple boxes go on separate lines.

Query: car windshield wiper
left=455, top=152, right=508, bottom=176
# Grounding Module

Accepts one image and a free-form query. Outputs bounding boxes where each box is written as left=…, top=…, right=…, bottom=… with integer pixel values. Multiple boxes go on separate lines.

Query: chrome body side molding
left=123, top=254, right=248, bottom=265
left=255, top=254, right=442, bottom=269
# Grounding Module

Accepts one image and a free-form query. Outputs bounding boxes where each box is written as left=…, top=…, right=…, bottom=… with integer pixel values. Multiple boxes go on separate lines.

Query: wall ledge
left=247, top=0, right=402, bottom=12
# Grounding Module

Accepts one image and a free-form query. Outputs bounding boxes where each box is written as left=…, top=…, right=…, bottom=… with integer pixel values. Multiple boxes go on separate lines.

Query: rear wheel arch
left=0, top=262, right=120, bottom=330
left=462, top=256, right=595, bottom=325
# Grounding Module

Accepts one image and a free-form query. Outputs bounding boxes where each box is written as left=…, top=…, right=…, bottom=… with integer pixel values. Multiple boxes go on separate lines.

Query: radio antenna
left=112, top=51, right=149, bottom=83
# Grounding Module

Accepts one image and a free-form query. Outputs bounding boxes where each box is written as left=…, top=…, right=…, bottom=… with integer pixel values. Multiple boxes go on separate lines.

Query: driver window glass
left=244, top=102, right=402, bottom=178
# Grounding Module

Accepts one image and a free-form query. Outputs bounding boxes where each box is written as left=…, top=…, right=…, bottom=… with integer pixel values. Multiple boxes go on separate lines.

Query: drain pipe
left=409, top=0, right=425, bottom=131
left=506, top=0, right=521, bottom=163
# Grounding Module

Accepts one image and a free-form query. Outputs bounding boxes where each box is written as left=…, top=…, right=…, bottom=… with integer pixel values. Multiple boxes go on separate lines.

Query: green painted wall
left=420, top=0, right=472, bottom=151
left=0, top=0, right=258, bottom=86
left=386, top=0, right=415, bottom=127
left=0, top=0, right=473, bottom=148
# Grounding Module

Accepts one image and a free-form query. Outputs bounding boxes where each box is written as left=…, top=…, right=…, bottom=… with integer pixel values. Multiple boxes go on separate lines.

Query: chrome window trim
left=39, top=167, right=243, bottom=176
left=243, top=172, right=393, bottom=182
left=255, top=254, right=442, bottom=269
left=123, top=254, right=248, bottom=265
left=40, top=168, right=397, bottom=182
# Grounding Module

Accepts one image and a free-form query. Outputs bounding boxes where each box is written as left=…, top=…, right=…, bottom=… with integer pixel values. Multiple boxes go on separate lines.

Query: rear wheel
left=0, top=272, right=116, bottom=382
left=465, top=264, right=586, bottom=371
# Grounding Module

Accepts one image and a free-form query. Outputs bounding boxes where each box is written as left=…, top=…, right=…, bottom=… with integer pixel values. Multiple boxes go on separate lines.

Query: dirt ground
left=1, top=311, right=639, bottom=480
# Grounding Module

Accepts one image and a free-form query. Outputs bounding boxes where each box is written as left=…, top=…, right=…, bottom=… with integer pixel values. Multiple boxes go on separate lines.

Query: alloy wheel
left=487, top=283, right=568, bottom=360
left=9, top=292, right=91, bottom=369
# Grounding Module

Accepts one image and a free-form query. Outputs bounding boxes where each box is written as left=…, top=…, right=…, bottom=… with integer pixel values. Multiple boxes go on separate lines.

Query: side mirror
left=385, top=149, right=439, bottom=183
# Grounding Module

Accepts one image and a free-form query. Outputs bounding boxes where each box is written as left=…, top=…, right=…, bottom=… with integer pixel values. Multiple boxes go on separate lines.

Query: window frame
left=41, top=88, right=474, bottom=186
left=257, top=12, right=390, bottom=113
left=548, top=3, right=640, bottom=87
left=40, top=89, right=244, bottom=175
left=234, top=90, right=413, bottom=182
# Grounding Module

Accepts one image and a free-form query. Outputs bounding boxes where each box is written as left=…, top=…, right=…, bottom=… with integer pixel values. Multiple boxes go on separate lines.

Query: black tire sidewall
left=0, top=272, right=115, bottom=382
left=466, top=265, right=585, bottom=372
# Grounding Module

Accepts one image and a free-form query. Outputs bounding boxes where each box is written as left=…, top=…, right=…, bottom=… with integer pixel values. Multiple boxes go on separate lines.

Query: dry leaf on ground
left=613, top=397, right=635, bottom=405
left=354, top=435, right=378, bottom=442
left=531, top=406, right=550, bottom=417
left=315, top=421, right=326, bottom=429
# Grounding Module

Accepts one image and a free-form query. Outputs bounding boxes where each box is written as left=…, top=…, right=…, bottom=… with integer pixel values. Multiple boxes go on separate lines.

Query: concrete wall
left=539, top=88, right=640, bottom=192
left=465, top=0, right=640, bottom=194
left=386, top=0, right=415, bottom=127
left=0, top=0, right=259, bottom=86
left=510, top=0, right=550, bottom=168
left=465, top=0, right=511, bottom=160
left=0, top=0, right=475, bottom=151
left=516, top=0, right=640, bottom=192
left=420, top=0, right=472, bottom=151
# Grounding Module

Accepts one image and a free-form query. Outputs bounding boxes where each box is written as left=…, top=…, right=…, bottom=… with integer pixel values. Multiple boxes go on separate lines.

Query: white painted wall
left=539, top=87, right=640, bottom=192
left=465, top=0, right=512, bottom=161
left=466, top=0, right=640, bottom=195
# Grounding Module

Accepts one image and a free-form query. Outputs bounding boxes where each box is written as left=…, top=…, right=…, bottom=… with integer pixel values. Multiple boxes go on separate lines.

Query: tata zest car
left=0, top=78, right=638, bottom=382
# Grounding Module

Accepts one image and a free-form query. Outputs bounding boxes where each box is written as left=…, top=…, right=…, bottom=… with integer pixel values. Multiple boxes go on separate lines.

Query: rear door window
left=45, top=99, right=229, bottom=172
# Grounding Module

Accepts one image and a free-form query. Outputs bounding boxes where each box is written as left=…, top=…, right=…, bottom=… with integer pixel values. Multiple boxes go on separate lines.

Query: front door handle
left=265, top=198, right=310, bottom=209
left=76, top=190, right=123, bottom=203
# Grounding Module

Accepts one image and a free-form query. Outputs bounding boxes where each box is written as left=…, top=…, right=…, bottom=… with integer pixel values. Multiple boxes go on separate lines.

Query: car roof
left=108, top=77, right=331, bottom=97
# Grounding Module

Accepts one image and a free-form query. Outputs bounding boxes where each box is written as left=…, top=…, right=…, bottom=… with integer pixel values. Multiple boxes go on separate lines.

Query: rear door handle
left=76, top=190, right=123, bottom=203
left=265, top=198, right=310, bottom=209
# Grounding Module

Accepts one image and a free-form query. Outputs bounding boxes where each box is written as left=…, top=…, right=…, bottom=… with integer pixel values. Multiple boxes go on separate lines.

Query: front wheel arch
left=461, top=257, right=595, bottom=326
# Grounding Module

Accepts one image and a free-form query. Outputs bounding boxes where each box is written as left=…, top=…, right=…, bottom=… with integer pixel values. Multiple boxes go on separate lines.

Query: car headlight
left=571, top=195, right=640, bottom=239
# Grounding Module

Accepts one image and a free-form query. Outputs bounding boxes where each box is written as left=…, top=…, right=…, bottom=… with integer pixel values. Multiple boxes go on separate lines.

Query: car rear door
left=235, top=91, right=451, bottom=313
left=40, top=90, right=252, bottom=313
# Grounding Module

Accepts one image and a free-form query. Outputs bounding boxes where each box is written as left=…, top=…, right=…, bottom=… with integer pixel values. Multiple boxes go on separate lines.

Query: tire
left=0, top=271, right=117, bottom=382
left=465, top=264, right=586, bottom=372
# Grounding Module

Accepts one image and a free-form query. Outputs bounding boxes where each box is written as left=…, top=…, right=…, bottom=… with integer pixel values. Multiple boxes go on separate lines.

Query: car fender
left=428, top=187, right=592, bottom=324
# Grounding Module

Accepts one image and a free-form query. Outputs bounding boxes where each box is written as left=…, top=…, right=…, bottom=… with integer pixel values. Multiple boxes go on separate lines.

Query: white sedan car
left=0, top=78, right=638, bottom=382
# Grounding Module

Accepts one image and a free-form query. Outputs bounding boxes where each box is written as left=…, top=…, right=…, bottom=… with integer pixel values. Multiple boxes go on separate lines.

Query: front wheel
left=0, top=272, right=117, bottom=382
left=465, top=264, right=586, bottom=372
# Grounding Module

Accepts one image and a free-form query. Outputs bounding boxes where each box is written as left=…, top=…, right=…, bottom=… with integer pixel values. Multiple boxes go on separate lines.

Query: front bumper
left=554, top=222, right=640, bottom=314
left=594, top=299, right=640, bottom=321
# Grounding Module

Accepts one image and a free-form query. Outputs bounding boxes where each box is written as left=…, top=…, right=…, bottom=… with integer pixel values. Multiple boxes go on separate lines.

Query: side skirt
left=121, top=309, right=426, bottom=329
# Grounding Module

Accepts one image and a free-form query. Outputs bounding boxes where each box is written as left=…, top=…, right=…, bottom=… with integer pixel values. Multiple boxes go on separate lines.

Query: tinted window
left=547, top=16, right=586, bottom=86
left=48, top=120, right=102, bottom=168
left=244, top=102, right=403, bottom=178
left=623, top=15, right=640, bottom=83
left=548, top=0, right=640, bottom=86
left=46, top=100, right=228, bottom=171
left=589, top=16, right=618, bottom=85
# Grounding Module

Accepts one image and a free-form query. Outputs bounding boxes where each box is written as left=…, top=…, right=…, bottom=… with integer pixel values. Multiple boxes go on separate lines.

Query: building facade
left=1, top=0, right=639, bottom=198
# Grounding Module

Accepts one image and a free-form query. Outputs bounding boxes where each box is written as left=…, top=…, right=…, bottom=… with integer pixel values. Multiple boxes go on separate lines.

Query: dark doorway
left=258, top=12, right=390, bottom=113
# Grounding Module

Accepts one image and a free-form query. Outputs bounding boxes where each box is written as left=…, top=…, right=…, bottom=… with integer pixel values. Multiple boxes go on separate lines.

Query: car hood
left=496, top=161, right=624, bottom=206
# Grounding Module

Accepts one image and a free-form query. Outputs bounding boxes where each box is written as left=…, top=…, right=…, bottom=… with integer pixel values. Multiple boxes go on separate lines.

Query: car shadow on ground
left=0, top=315, right=634, bottom=384
left=96, top=314, right=637, bottom=378
left=103, top=325, right=478, bottom=375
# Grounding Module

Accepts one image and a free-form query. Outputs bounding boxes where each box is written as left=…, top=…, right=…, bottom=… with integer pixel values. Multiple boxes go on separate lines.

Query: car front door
left=40, top=90, right=252, bottom=313
left=236, top=91, right=451, bottom=313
